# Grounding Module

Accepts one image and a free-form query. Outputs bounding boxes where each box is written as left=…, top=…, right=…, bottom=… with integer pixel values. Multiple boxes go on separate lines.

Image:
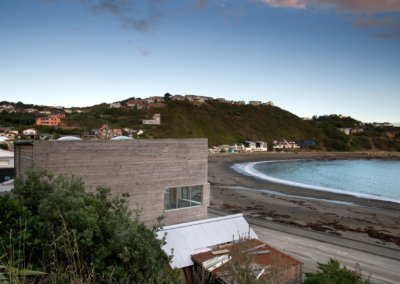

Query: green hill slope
left=2, top=100, right=399, bottom=151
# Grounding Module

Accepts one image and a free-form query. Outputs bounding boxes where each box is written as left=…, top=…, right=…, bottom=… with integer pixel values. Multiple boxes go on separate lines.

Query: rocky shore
left=208, top=151, right=400, bottom=248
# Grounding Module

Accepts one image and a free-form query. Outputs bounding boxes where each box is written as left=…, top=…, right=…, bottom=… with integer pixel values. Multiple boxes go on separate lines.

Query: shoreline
left=231, top=159, right=400, bottom=205
left=208, top=151, right=400, bottom=248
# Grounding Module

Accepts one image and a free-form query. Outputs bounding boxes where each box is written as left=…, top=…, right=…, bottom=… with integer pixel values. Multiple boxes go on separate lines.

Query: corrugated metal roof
left=157, top=214, right=258, bottom=269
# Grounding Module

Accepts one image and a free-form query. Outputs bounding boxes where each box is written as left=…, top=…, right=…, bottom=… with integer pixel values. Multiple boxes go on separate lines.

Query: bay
left=232, top=159, right=400, bottom=203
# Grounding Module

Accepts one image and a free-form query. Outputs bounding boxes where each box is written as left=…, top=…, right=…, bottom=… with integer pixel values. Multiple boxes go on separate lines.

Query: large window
left=164, top=185, right=203, bottom=210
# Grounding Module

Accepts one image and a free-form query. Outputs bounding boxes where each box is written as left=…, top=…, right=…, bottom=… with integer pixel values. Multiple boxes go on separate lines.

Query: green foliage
left=4, top=100, right=400, bottom=152
left=2, top=169, right=175, bottom=283
left=303, top=258, right=371, bottom=284
left=0, top=112, right=35, bottom=127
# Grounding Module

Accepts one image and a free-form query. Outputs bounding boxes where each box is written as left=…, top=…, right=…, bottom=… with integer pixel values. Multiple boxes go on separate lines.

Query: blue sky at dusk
left=1, top=0, right=399, bottom=123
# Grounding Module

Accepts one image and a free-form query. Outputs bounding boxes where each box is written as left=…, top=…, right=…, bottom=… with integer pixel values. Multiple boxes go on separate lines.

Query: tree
left=1, top=169, right=177, bottom=283
left=303, top=258, right=371, bottom=284
left=164, top=93, right=172, bottom=101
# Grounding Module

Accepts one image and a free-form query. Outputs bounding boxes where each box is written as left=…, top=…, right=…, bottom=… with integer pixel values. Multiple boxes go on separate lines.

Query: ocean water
left=232, top=159, right=400, bottom=204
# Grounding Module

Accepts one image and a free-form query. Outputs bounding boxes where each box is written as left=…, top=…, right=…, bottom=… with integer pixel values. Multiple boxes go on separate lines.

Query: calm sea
left=232, top=159, right=400, bottom=204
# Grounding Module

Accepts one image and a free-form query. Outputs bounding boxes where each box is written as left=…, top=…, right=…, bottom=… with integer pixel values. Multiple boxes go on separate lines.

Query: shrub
left=303, top=258, right=371, bottom=284
left=2, top=169, right=175, bottom=283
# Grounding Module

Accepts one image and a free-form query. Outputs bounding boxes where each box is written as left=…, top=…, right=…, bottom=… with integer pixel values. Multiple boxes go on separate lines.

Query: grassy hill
left=2, top=100, right=399, bottom=151
left=61, top=100, right=343, bottom=149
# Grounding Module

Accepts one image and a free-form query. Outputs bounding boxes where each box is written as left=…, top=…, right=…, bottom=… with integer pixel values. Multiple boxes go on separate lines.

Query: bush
left=1, top=169, right=176, bottom=283
left=304, top=258, right=371, bottom=284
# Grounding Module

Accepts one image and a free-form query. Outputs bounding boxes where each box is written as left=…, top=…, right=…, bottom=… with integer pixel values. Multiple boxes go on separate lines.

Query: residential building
left=171, top=95, right=185, bottom=101
left=249, top=101, right=262, bottom=106
left=97, top=124, right=122, bottom=139
left=22, top=128, right=37, bottom=139
left=14, top=138, right=210, bottom=225
left=273, top=140, right=300, bottom=150
left=143, top=113, right=161, bottom=125
left=243, top=141, right=257, bottom=152
left=109, top=102, right=121, bottom=109
left=36, top=114, right=65, bottom=126
left=255, top=141, right=268, bottom=151
left=338, top=128, right=351, bottom=135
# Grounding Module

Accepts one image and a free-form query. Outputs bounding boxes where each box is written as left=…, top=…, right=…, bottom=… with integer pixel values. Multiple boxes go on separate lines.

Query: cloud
left=354, top=16, right=400, bottom=39
left=258, top=0, right=305, bottom=10
left=258, top=0, right=400, bottom=39
left=259, top=0, right=400, bottom=14
left=77, top=0, right=166, bottom=33
left=309, top=0, right=400, bottom=14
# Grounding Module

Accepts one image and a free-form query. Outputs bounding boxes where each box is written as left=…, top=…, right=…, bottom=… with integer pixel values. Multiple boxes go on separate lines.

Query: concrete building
left=14, top=139, right=209, bottom=225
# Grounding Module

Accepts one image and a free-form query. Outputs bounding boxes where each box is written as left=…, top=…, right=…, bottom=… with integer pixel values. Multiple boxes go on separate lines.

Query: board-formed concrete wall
left=14, top=139, right=209, bottom=225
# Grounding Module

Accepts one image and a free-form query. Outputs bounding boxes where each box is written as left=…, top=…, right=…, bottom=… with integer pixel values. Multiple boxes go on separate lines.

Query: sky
left=1, top=0, right=399, bottom=123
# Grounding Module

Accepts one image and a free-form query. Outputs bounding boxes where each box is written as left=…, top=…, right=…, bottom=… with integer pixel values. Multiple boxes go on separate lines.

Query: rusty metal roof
left=157, top=214, right=258, bottom=269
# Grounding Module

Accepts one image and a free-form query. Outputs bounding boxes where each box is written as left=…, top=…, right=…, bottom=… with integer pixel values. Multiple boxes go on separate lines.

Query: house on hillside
left=249, top=101, right=262, bottom=106
left=14, top=138, right=210, bottom=226
left=97, top=124, right=122, bottom=139
left=143, top=113, right=161, bottom=125
left=36, top=114, right=65, bottom=126
left=109, top=102, right=121, bottom=109
left=171, top=95, right=185, bottom=101
left=22, top=128, right=37, bottom=139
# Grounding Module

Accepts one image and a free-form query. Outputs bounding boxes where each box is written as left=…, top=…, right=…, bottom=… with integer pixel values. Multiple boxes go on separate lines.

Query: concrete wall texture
left=14, top=139, right=210, bottom=225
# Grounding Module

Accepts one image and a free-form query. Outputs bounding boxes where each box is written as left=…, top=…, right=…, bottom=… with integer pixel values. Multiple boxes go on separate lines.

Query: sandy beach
left=208, top=151, right=400, bottom=249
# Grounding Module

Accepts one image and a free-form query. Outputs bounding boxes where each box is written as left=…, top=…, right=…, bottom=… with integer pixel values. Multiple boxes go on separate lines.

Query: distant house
left=22, top=128, right=37, bottom=139
left=249, top=101, right=262, bottom=106
left=25, top=108, right=38, bottom=113
left=351, top=128, right=364, bottom=134
left=171, top=95, right=185, bottom=101
left=0, top=105, right=15, bottom=113
left=146, top=96, right=164, bottom=104
left=109, top=102, right=121, bottom=109
left=220, top=144, right=242, bottom=154
left=338, top=128, right=351, bottom=135
left=126, top=99, right=144, bottom=109
left=38, top=110, right=52, bottom=115
left=185, top=95, right=213, bottom=103
left=255, top=141, right=268, bottom=151
left=143, top=113, right=161, bottom=125
left=126, top=100, right=135, bottom=108
left=36, top=114, right=65, bottom=126
left=243, top=141, right=257, bottom=152
left=97, top=124, right=122, bottom=139
left=273, top=140, right=300, bottom=151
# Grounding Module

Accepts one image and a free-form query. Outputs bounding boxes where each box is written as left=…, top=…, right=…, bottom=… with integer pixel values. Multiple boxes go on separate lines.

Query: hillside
left=1, top=100, right=399, bottom=151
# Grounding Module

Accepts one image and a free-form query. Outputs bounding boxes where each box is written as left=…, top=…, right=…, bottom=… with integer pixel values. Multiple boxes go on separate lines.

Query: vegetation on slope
left=0, top=169, right=176, bottom=283
left=2, top=100, right=400, bottom=151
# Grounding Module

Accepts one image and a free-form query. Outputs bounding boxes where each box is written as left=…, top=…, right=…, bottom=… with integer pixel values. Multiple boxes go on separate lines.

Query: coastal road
left=208, top=209, right=400, bottom=284
left=253, top=226, right=400, bottom=284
